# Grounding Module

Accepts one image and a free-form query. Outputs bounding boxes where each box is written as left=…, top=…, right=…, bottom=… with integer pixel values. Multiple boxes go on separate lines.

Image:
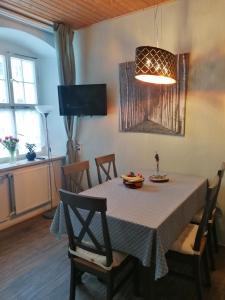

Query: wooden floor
left=0, top=216, right=225, bottom=300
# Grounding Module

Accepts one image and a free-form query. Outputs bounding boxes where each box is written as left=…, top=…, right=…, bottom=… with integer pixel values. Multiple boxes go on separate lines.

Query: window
left=0, top=54, right=43, bottom=160
left=0, top=55, right=8, bottom=103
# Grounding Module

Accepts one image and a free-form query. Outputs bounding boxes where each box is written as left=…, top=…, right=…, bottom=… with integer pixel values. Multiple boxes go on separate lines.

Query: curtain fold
left=54, top=22, right=77, bottom=163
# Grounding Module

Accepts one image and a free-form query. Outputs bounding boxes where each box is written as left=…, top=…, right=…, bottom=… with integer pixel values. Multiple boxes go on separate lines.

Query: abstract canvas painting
left=119, top=53, right=189, bottom=136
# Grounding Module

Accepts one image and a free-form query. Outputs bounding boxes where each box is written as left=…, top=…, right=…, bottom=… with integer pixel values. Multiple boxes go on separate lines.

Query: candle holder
left=155, top=152, right=160, bottom=175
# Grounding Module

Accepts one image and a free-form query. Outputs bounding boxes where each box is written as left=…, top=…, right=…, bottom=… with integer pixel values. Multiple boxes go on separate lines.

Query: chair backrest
left=215, top=163, right=225, bottom=199
left=207, top=164, right=225, bottom=217
left=62, top=160, right=92, bottom=193
left=95, top=154, right=117, bottom=184
left=59, top=188, right=113, bottom=267
left=193, top=176, right=219, bottom=252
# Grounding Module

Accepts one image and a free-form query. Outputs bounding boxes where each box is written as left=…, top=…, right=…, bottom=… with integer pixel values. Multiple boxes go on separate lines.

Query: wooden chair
left=167, top=177, right=220, bottom=300
left=62, top=160, right=92, bottom=193
left=191, top=164, right=225, bottom=268
left=95, top=154, right=118, bottom=184
left=60, top=189, right=136, bottom=300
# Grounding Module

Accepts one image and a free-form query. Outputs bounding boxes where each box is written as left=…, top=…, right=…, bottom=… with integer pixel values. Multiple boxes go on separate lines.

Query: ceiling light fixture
left=135, top=3, right=176, bottom=85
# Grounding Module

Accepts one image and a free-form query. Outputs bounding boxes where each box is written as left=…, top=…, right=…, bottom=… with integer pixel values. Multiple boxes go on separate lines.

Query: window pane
left=11, top=57, right=23, bottom=81
left=13, top=81, right=25, bottom=104
left=15, top=109, right=44, bottom=154
left=0, top=55, right=6, bottom=80
left=11, top=57, right=38, bottom=105
left=0, top=79, right=8, bottom=103
left=0, top=55, right=9, bottom=103
left=0, top=109, right=15, bottom=158
left=23, top=60, right=35, bottom=83
left=24, top=83, right=37, bottom=104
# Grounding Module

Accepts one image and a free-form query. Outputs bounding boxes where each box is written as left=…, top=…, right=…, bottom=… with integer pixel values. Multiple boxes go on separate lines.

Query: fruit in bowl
left=121, top=171, right=144, bottom=188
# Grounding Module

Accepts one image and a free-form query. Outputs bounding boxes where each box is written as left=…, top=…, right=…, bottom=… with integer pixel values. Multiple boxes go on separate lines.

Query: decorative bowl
left=123, top=178, right=144, bottom=189
left=149, top=175, right=169, bottom=183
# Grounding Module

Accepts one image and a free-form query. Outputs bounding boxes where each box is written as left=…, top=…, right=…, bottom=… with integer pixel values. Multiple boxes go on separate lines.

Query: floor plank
left=0, top=216, right=225, bottom=300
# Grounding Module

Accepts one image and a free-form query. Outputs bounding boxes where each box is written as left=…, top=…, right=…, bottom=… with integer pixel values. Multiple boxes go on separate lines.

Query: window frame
left=0, top=54, right=9, bottom=105
left=0, top=52, right=42, bottom=163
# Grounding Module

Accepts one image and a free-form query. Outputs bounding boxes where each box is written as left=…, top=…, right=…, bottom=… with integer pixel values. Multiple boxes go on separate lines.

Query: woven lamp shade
left=135, top=46, right=177, bottom=84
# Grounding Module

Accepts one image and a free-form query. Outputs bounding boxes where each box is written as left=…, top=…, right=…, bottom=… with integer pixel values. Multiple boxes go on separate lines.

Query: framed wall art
left=119, top=53, right=189, bottom=136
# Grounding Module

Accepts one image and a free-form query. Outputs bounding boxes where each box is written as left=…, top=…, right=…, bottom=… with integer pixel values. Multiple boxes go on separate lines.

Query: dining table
left=50, top=170, right=207, bottom=298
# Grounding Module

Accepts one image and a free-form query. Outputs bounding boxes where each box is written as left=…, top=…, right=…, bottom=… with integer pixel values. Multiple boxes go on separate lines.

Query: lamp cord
left=44, top=113, right=53, bottom=209
left=44, top=114, right=61, bottom=209
left=154, top=0, right=159, bottom=48
left=154, top=0, right=163, bottom=48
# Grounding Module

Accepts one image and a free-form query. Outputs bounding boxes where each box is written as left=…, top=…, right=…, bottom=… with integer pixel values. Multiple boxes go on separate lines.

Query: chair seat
left=170, top=224, right=206, bottom=256
left=69, top=246, right=128, bottom=270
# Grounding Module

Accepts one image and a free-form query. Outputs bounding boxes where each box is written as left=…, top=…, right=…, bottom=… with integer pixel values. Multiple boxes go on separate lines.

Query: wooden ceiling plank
left=99, top=0, right=156, bottom=21
left=67, top=0, right=114, bottom=20
left=141, top=0, right=168, bottom=6
left=122, top=0, right=144, bottom=9
left=1, top=2, right=88, bottom=28
left=0, top=0, right=172, bottom=29
left=115, top=0, right=148, bottom=11
left=37, top=0, right=102, bottom=23
left=0, top=2, right=53, bottom=25
left=89, top=1, right=129, bottom=17
left=79, top=0, right=147, bottom=21
left=4, top=0, right=87, bottom=22
left=50, top=0, right=101, bottom=23
left=1, top=0, right=86, bottom=28
left=2, top=0, right=64, bottom=20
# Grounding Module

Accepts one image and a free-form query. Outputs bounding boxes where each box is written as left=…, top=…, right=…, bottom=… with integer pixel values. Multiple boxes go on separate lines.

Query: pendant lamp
left=135, top=46, right=176, bottom=84
left=135, top=2, right=176, bottom=85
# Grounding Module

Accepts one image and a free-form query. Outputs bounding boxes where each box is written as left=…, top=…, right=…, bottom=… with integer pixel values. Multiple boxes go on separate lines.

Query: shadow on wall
left=189, top=48, right=225, bottom=93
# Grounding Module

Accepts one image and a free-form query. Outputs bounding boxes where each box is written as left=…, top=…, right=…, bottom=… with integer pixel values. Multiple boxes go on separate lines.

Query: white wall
left=75, top=0, right=225, bottom=244
left=0, top=17, right=67, bottom=157
left=0, top=15, right=54, bottom=47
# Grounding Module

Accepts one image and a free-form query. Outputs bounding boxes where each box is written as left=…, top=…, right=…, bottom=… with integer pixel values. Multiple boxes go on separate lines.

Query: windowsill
left=0, top=155, right=65, bottom=172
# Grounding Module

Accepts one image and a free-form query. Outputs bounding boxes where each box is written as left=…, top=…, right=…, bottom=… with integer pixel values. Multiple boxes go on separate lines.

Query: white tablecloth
left=50, top=172, right=207, bottom=280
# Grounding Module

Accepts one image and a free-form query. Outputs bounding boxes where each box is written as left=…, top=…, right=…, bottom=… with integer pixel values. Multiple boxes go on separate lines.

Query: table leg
left=137, top=262, right=155, bottom=299
left=142, top=266, right=155, bottom=300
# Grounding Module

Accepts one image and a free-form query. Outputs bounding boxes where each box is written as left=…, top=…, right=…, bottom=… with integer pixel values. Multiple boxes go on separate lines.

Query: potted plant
left=25, top=143, right=36, bottom=161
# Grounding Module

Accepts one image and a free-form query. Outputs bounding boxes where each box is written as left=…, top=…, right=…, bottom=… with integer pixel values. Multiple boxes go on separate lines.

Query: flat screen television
left=58, top=84, right=107, bottom=116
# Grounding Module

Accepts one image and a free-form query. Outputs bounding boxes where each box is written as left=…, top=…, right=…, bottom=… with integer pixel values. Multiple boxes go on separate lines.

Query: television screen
left=58, top=84, right=107, bottom=116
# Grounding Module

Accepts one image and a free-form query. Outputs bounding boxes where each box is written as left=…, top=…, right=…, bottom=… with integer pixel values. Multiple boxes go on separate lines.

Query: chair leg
left=70, top=261, right=76, bottom=300
left=212, top=221, right=219, bottom=253
left=208, top=228, right=216, bottom=270
left=203, top=248, right=211, bottom=287
left=194, top=255, right=203, bottom=300
left=75, top=270, right=83, bottom=285
left=133, top=259, right=141, bottom=297
left=106, top=276, right=113, bottom=300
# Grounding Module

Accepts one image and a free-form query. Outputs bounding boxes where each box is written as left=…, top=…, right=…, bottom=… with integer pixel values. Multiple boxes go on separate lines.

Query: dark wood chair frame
left=62, top=160, right=92, bottom=193
left=167, top=180, right=219, bottom=300
left=210, top=169, right=224, bottom=252
left=192, top=168, right=224, bottom=270
left=95, top=154, right=118, bottom=184
left=60, top=189, right=136, bottom=300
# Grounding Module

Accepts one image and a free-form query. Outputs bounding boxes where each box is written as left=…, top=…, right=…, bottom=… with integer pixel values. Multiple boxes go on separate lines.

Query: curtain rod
left=0, top=6, right=53, bottom=33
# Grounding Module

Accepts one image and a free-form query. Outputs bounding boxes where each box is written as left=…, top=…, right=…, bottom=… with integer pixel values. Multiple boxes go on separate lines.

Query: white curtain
left=54, top=23, right=78, bottom=163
